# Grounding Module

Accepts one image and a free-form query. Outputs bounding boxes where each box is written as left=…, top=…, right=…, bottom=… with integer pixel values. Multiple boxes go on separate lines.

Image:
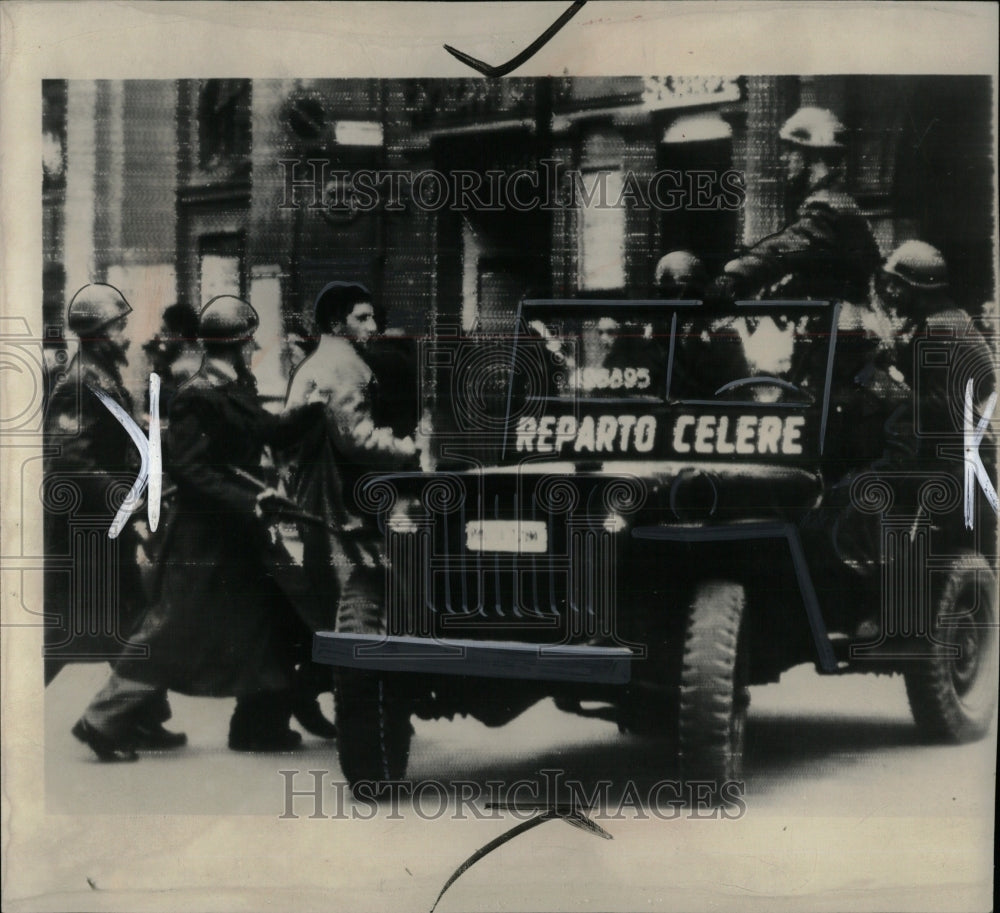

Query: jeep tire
left=678, top=581, right=750, bottom=789
left=904, top=554, right=998, bottom=743
left=333, top=596, right=412, bottom=796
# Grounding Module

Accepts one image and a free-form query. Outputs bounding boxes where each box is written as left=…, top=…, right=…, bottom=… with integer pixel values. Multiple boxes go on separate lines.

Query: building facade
left=43, top=75, right=995, bottom=402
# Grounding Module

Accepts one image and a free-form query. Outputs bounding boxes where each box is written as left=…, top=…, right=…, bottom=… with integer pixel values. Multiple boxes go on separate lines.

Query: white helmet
left=778, top=107, right=846, bottom=150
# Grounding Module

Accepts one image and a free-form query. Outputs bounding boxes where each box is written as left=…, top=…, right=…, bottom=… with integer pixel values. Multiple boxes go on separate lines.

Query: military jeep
left=314, top=299, right=998, bottom=794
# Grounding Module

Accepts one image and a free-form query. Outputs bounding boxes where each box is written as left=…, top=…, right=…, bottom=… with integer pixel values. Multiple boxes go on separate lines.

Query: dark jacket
left=816, top=306, right=996, bottom=574
left=117, top=358, right=318, bottom=695
left=724, top=179, right=881, bottom=303
left=43, top=344, right=144, bottom=676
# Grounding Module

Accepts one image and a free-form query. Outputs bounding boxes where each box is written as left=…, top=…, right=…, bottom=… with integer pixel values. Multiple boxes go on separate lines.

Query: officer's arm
left=167, top=395, right=258, bottom=515
left=265, top=401, right=326, bottom=449
left=723, top=208, right=838, bottom=294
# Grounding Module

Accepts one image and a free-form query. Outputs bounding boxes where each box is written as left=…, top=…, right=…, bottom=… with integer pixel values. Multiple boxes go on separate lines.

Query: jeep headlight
left=602, top=512, right=627, bottom=534
left=388, top=507, right=421, bottom=534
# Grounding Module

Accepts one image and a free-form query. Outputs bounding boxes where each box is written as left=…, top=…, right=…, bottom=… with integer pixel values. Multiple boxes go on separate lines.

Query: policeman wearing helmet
left=824, top=241, right=995, bottom=583
left=75, top=295, right=324, bottom=760
left=875, top=240, right=994, bottom=438
left=710, top=107, right=881, bottom=306
left=45, top=285, right=187, bottom=750
left=45, top=287, right=135, bottom=655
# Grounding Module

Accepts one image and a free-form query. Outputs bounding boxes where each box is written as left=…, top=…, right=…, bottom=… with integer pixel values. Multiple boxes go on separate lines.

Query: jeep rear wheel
left=904, top=554, right=998, bottom=743
left=333, top=596, right=412, bottom=797
left=678, top=581, right=750, bottom=788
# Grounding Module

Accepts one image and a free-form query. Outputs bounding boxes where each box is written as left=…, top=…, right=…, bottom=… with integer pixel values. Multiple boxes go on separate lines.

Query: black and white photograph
left=2, top=3, right=998, bottom=912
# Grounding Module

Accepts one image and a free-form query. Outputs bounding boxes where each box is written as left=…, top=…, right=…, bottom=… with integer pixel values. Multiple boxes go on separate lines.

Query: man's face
left=344, top=301, right=377, bottom=348
left=239, top=337, right=260, bottom=368
left=780, top=143, right=809, bottom=195
left=105, top=317, right=131, bottom=359
left=876, top=271, right=910, bottom=313
left=596, top=317, right=619, bottom=354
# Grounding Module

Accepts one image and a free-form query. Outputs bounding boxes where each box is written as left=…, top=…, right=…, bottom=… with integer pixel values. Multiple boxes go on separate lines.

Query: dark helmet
left=198, top=295, right=259, bottom=342
left=882, top=240, right=949, bottom=290
left=67, top=283, right=132, bottom=337
left=313, top=281, right=371, bottom=333
left=654, top=250, right=707, bottom=298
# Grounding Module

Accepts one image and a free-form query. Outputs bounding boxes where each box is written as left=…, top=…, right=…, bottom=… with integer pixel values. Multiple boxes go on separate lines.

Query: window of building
left=576, top=128, right=627, bottom=292
left=198, top=234, right=244, bottom=302
left=197, top=79, right=251, bottom=171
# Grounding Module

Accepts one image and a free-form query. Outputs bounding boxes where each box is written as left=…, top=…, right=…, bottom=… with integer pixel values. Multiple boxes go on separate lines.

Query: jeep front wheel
left=335, top=668, right=412, bottom=796
left=678, top=580, right=750, bottom=787
left=903, top=554, right=998, bottom=743
left=333, top=592, right=412, bottom=797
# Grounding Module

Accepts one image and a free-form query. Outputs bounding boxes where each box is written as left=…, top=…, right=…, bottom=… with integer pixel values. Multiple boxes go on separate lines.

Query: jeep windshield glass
left=522, top=313, right=667, bottom=399
left=517, top=302, right=836, bottom=405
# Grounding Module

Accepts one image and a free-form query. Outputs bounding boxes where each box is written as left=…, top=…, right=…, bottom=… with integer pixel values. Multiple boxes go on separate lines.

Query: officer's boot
left=228, top=690, right=302, bottom=752
left=291, top=662, right=337, bottom=739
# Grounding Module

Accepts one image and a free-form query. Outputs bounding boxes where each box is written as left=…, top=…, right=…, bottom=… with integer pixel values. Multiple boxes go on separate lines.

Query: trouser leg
left=335, top=537, right=387, bottom=634
left=81, top=672, right=164, bottom=740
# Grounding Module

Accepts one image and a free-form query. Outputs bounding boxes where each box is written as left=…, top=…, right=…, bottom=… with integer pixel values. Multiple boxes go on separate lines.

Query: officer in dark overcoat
left=44, top=284, right=140, bottom=682
left=73, top=296, right=321, bottom=760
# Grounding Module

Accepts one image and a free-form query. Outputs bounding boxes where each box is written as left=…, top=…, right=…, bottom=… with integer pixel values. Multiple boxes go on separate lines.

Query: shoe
left=131, top=722, right=188, bottom=750
left=292, top=699, right=338, bottom=740
left=228, top=728, right=303, bottom=753
left=72, top=719, right=139, bottom=763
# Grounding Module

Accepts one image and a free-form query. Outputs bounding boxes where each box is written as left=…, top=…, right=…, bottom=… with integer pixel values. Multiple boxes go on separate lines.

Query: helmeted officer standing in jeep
left=709, top=107, right=881, bottom=306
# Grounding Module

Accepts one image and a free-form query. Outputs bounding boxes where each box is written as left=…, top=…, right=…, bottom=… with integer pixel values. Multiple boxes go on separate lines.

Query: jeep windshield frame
left=510, top=298, right=841, bottom=458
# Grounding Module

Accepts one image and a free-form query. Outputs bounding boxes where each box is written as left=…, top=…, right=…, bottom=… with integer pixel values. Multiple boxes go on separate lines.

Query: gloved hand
left=254, top=487, right=285, bottom=519
left=704, top=274, right=740, bottom=310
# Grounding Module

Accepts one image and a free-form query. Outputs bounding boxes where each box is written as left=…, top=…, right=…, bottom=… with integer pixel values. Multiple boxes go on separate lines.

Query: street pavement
left=31, top=661, right=996, bottom=912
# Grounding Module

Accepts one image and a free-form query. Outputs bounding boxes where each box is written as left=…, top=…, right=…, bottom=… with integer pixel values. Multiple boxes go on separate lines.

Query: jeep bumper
left=313, top=633, right=632, bottom=684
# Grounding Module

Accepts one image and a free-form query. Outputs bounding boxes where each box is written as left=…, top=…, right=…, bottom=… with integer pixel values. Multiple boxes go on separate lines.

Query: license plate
left=465, top=520, right=548, bottom=553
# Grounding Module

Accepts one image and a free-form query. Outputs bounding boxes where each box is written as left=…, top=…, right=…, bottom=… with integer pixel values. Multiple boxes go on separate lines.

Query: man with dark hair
left=710, top=107, right=880, bottom=306
left=142, top=303, right=202, bottom=411
left=288, top=282, right=417, bottom=468
left=73, top=295, right=322, bottom=760
left=282, top=283, right=418, bottom=712
left=652, top=251, right=749, bottom=400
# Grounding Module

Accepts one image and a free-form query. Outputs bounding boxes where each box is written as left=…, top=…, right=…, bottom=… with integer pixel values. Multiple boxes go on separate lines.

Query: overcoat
left=118, top=358, right=319, bottom=695
left=43, top=344, right=144, bottom=680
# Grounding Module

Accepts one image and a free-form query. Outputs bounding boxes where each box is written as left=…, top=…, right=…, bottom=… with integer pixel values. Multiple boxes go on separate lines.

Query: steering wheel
left=713, top=375, right=814, bottom=404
